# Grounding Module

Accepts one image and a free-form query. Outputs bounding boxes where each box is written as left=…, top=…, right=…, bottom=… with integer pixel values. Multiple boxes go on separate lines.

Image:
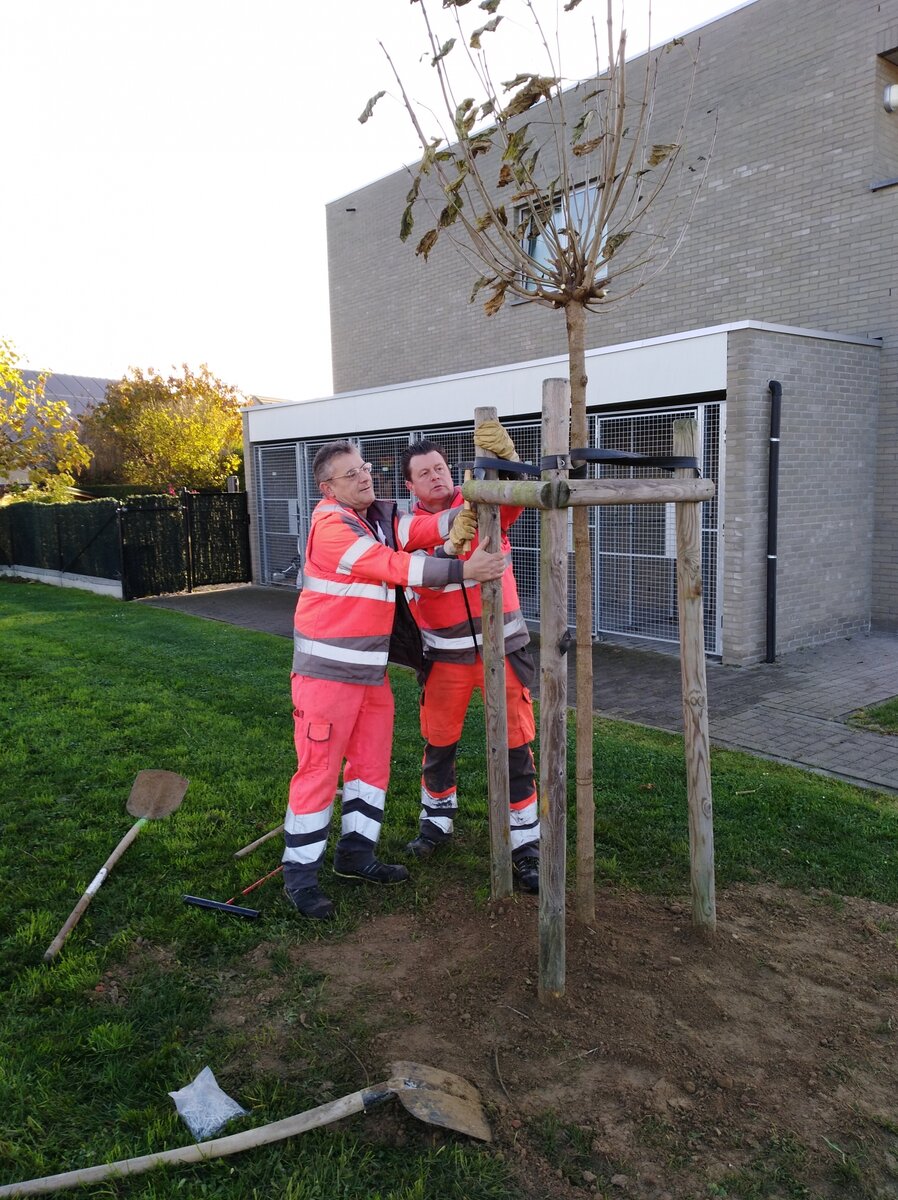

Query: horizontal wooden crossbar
left=461, top=476, right=716, bottom=508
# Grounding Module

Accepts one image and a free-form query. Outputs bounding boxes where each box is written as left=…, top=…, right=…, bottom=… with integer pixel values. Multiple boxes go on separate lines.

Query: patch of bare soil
left=228, top=885, right=898, bottom=1199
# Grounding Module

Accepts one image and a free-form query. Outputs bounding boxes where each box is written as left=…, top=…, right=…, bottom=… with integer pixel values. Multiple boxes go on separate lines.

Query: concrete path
left=142, top=584, right=898, bottom=796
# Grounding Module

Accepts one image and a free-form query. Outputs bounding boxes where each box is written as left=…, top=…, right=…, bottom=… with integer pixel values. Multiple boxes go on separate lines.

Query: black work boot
left=512, top=856, right=540, bottom=894
left=283, top=884, right=336, bottom=920
left=332, top=856, right=410, bottom=885
left=405, top=834, right=442, bottom=859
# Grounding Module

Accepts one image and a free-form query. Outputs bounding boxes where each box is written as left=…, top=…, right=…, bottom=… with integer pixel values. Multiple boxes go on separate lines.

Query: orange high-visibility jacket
left=406, top=489, right=530, bottom=665
left=292, top=498, right=461, bottom=685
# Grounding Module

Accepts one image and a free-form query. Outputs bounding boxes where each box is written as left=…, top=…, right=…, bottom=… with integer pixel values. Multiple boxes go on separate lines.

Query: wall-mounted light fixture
left=884, top=84, right=898, bottom=112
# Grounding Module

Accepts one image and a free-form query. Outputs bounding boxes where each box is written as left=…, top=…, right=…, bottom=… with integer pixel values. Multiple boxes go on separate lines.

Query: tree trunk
left=539, top=378, right=571, bottom=1001
left=565, top=301, right=595, bottom=924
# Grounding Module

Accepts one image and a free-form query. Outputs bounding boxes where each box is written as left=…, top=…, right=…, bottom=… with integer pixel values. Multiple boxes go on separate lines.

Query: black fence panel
left=5, top=503, right=59, bottom=570
left=183, top=491, right=251, bottom=588
left=3, top=492, right=250, bottom=599
left=0, top=508, right=12, bottom=565
left=55, top=501, right=121, bottom=578
left=118, top=496, right=186, bottom=600
left=0, top=500, right=121, bottom=577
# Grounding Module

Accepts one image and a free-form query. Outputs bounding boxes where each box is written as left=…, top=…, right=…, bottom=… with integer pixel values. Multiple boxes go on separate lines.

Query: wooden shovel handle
left=233, top=823, right=283, bottom=859
left=0, top=1086, right=389, bottom=1197
left=42, top=819, right=147, bottom=962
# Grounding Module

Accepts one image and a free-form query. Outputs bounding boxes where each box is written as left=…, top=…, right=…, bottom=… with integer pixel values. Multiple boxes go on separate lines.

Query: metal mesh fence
left=252, top=401, right=722, bottom=652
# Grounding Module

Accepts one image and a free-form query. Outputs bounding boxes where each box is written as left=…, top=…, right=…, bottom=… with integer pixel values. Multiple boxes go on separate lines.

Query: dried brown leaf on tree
left=601, top=231, right=631, bottom=260
left=439, top=195, right=463, bottom=227
left=454, top=98, right=476, bottom=136
left=432, top=38, right=456, bottom=66
left=470, top=274, right=496, bottom=302
left=469, top=131, right=495, bottom=157
left=571, top=109, right=598, bottom=144
left=358, top=91, right=386, bottom=124
left=502, top=72, right=535, bottom=90
left=648, top=143, right=679, bottom=166
left=483, top=283, right=508, bottom=315
left=497, top=163, right=513, bottom=187
left=479, top=0, right=500, bottom=11
left=416, top=229, right=440, bottom=260
left=470, top=16, right=502, bottom=49
left=563, top=0, right=584, bottom=10
left=572, top=136, right=604, bottom=157
left=500, top=75, right=558, bottom=119
left=400, top=203, right=415, bottom=242
left=502, top=124, right=531, bottom=163
left=418, top=139, right=443, bottom=176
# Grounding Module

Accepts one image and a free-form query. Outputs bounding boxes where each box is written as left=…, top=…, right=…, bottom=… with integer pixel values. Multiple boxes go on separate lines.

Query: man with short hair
left=400, top=424, right=541, bottom=893
left=282, top=439, right=506, bottom=919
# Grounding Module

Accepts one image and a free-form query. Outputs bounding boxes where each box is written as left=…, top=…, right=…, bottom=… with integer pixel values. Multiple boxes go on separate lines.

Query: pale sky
left=3, top=0, right=741, bottom=402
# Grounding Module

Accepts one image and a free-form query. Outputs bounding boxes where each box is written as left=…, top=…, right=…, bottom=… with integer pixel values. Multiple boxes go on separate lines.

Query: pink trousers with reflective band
left=287, top=673, right=394, bottom=815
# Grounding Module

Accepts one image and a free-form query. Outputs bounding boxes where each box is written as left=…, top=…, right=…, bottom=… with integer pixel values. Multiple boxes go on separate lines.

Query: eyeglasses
left=323, top=462, right=373, bottom=483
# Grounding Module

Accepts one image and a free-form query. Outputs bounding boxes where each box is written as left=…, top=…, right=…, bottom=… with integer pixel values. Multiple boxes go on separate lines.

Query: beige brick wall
left=328, top=0, right=898, bottom=630
left=723, top=328, right=880, bottom=664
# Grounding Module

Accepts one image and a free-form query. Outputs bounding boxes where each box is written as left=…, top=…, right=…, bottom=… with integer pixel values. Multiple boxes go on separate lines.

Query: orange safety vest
left=407, top=489, right=530, bottom=664
left=293, top=498, right=460, bottom=685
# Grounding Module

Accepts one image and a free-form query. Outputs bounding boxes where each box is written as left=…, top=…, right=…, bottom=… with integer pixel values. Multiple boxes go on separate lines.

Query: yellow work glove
left=474, top=418, right=519, bottom=461
left=445, top=506, right=478, bottom=555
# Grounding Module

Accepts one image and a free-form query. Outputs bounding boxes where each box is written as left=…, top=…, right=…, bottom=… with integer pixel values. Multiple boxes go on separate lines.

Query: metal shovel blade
left=126, top=770, right=189, bottom=821
left=388, top=1061, right=492, bottom=1142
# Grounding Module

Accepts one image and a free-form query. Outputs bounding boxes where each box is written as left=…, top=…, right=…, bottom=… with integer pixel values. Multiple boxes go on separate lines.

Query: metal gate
left=252, top=400, right=723, bottom=652
left=119, top=491, right=251, bottom=600
left=594, top=404, right=722, bottom=653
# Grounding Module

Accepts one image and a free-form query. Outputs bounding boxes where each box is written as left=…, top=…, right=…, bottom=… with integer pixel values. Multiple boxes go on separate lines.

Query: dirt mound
left=290, top=883, right=898, bottom=1198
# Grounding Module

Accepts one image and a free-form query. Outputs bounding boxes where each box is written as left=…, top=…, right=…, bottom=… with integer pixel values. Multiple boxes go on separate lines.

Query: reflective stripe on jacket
left=292, top=498, right=462, bottom=684
left=406, top=489, right=530, bottom=665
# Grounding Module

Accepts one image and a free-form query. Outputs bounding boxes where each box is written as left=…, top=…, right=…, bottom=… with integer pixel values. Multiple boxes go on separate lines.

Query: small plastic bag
left=168, top=1066, right=248, bottom=1140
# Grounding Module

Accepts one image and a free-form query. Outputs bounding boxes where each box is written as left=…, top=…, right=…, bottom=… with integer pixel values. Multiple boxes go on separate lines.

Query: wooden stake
left=538, top=379, right=570, bottom=1001
left=673, top=418, right=717, bottom=935
left=474, top=405, right=513, bottom=899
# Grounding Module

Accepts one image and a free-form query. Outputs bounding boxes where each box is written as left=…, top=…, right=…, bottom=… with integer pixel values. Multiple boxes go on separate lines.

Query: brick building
left=244, top=0, right=898, bottom=665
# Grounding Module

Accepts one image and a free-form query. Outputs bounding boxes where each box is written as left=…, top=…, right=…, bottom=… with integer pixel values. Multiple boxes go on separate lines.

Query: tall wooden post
left=474, top=405, right=513, bottom=898
left=673, top=418, right=717, bottom=934
left=539, top=379, right=570, bottom=1000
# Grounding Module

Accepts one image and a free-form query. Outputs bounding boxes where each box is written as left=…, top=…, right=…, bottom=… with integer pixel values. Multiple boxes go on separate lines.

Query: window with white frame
left=517, top=181, right=607, bottom=293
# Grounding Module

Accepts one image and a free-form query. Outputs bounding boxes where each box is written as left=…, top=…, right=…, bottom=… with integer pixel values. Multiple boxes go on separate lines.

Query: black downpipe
left=766, top=381, right=782, bottom=663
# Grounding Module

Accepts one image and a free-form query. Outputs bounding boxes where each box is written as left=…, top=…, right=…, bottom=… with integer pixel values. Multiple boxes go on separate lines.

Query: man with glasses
left=399, top=423, right=541, bottom=894
left=282, top=439, right=507, bottom=919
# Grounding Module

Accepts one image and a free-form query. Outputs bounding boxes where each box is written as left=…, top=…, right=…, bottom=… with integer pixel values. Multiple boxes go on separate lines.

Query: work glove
left=445, top=506, right=478, bottom=556
left=474, top=418, right=519, bottom=461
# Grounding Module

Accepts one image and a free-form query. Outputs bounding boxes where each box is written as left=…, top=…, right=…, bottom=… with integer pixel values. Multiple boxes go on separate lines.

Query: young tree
left=363, top=0, right=713, bottom=922
left=81, top=364, right=246, bottom=490
left=0, top=338, right=91, bottom=496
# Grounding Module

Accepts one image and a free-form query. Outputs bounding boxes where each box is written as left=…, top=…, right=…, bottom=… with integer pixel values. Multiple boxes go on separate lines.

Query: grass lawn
left=2, top=578, right=898, bottom=1199
left=850, top=696, right=898, bottom=735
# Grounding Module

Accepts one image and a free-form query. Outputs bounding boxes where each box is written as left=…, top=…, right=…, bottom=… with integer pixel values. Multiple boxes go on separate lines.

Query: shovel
left=42, top=770, right=189, bottom=962
left=0, top=1061, right=491, bottom=1197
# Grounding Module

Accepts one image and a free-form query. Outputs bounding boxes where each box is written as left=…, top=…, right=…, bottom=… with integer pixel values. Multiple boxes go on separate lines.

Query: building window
left=517, top=181, right=607, bottom=293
